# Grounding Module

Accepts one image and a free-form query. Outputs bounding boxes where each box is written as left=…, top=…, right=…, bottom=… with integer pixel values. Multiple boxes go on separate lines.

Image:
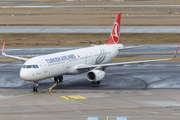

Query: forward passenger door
left=41, top=59, right=48, bottom=77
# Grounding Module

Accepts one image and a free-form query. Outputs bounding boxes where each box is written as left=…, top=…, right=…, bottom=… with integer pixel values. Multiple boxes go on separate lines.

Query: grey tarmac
left=0, top=62, right=180, bottom=90
left=0, top=62, right=180, bottom=120
left=1, top=26, right=180, bottom=33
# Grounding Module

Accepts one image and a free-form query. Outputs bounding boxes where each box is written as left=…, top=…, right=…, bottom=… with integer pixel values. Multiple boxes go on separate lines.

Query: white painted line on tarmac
left=0, top=64, right=7, bottom=67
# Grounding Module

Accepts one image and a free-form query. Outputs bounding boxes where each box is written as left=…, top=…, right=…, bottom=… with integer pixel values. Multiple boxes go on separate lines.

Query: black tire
left=58, top=76, right=63, bottom=82
left=36, top=87, right=38, bottom=92
left=33, top=87, right=38, bottom=92
left=97, top=81, right=100, bottom=84
left=54, top=77, right=58, bottom=83
left=92, top=81, right=96, bottom=84
left=33, top=87, right=36, bottom=92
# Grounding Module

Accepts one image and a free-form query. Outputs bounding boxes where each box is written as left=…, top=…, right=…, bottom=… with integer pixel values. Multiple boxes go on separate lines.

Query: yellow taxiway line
left=48, top=82, right=180, bottom=118
left=60, top=95, right=87, bottom=100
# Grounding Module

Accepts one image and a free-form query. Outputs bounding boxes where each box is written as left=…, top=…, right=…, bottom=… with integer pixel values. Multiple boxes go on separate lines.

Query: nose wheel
left=33, top=81, right=39, bottom=92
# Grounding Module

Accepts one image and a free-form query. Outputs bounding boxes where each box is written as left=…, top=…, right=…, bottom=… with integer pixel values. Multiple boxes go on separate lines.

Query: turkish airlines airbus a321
left=2, top=13, right=179, bottom=92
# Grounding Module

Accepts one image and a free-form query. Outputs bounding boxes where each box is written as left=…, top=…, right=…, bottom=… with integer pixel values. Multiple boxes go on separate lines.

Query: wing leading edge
left=2, top=42, right=29, bottom=61
left=119, top=45, right=148, bottom=51
left=77, top=45, right=179, bottom=70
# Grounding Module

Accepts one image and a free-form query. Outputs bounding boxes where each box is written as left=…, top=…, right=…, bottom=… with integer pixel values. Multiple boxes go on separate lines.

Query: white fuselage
left=20, top=44, right=123, bottom=81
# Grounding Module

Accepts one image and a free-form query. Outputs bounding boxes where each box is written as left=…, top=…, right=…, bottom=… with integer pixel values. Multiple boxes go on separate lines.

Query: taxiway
left=1, top=26, right=180, bottom=33
left=0, top=61, right=180, bottom=120
left=0, top=62, right=180, bottom=90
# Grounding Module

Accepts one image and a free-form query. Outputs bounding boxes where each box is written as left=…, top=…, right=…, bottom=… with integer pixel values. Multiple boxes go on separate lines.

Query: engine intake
left=87, top=70, right=106, bottom=82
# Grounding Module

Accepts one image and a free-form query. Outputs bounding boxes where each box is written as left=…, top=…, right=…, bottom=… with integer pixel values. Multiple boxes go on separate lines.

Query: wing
left=2, top=42, right=29, bottom=61
left=119, top=45, right=148, bottom=51
left=77, top=45, right=179, bottom=70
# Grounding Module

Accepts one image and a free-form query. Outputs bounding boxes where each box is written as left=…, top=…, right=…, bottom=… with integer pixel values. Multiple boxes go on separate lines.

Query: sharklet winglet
left=2, top=42, right=29, bottom=61
left=2, top=41, right=5, bottom=54
left=173, top=45, right=179, bottom=58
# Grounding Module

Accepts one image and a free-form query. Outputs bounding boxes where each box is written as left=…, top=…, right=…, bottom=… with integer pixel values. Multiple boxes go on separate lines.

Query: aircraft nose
left=20, top=68, right=30, bottom=81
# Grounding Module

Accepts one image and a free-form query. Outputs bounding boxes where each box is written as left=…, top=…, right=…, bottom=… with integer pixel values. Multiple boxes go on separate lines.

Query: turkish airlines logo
left=111, top=22, right=119, bottom=44
left=95, top=49, right=106, bottom=64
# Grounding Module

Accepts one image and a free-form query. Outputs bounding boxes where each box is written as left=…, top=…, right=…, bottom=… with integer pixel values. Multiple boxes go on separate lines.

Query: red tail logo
left=107, top=13, right=121, bottom=44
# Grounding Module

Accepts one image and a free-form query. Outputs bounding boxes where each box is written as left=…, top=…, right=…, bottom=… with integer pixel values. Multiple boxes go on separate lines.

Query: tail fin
left=107, top=13, right=121, bottom=44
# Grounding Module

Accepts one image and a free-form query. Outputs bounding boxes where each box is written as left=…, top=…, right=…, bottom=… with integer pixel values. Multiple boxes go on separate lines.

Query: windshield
left=22, top=64, right=39, bottom=69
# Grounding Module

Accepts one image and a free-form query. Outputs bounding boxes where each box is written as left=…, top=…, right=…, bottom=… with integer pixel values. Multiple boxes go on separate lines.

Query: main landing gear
left=54, top=76, right=63, bottom=83
left=33, top=81, right=39, bottom=92
left=92, top=81, right=100, bottom=84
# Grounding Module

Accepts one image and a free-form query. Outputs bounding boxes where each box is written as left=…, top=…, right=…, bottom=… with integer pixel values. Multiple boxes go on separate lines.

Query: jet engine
left=87, top=70, right=106, bottom=82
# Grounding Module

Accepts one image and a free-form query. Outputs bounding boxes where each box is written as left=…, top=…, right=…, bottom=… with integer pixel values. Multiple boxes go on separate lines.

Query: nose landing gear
left=33, top=81, right=39, bottom=92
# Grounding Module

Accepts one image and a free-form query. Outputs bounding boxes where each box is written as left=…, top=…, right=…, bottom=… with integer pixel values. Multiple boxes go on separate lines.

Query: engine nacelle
left=87, top=70, right=106, bottom=82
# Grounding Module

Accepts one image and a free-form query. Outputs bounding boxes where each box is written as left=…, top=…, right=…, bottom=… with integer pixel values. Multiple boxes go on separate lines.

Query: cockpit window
left=26, top=65, right=32, bottom=68
left=22, top=64, right=39, bottom=69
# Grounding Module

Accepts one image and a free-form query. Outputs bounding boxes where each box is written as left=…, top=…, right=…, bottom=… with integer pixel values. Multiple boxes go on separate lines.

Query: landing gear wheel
left=97, top=81, right=100, bottom=84
left=54, top=77, right=58, bottom=83
left=92, top=81, right=100, bottom=84
left=92, top=81, right=96, bottom=84
left=54, top=76, right=63, bottom=83
left=33, top=87, right=38, bottom=92
left=33, top=81, right=39, bottom=92
left=58, top=76, right=63, bottom=83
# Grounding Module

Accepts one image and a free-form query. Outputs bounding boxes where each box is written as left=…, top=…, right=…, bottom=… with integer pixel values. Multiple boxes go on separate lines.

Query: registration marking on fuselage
left=60, top=95, right=87, bottom=100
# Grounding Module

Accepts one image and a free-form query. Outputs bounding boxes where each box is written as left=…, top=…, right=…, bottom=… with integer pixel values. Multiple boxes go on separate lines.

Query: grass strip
left=0, top=33, right=180, bottom=48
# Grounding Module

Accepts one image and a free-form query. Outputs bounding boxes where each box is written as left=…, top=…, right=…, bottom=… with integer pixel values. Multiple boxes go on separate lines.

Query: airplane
left=2, top=13, right=179, bottom=92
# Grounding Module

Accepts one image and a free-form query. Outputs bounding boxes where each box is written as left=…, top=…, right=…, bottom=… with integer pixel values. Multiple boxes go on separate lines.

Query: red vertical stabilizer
left=107, top=13, right=121, bottom=44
